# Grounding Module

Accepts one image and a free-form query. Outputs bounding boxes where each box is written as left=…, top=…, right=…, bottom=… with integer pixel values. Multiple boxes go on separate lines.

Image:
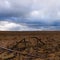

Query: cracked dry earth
left=0, top=31, right=60, bottom=60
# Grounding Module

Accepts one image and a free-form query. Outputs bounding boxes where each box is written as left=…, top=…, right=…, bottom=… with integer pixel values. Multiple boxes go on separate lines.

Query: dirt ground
left=0, top=31, right=60, bottom=60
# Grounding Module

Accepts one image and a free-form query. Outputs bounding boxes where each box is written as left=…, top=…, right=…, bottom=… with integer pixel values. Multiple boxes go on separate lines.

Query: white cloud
left=0, top=21, right=20, bottom=30
left=27, top=0, right=60, bottom=20
left=29, top=10, right=47, bottom=20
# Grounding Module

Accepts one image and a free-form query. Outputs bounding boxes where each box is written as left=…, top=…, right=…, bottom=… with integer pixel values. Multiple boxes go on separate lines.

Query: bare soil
left=0, top=31, right=60, bottom=60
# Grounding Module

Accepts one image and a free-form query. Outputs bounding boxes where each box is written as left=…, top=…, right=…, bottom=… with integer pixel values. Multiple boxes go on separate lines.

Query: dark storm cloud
left=0, top=0, right=32, bottom=18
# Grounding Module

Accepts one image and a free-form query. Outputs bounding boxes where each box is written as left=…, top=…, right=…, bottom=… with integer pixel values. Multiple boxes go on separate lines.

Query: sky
left=0, top=0, right=60, bottom=31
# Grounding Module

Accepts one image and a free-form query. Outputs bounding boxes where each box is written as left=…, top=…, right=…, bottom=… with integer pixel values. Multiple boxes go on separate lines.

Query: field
left=0, top=31, right=60, bottom=60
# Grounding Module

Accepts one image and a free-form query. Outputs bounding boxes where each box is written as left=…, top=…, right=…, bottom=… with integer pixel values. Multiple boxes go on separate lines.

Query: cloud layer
left=0, top=0, right=60, bottom=31
left=0, top=21, right=60, bottom=31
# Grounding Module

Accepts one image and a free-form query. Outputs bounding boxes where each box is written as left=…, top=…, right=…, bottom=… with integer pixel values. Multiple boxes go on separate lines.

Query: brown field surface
left=0, top=31, right=60, bottom=60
